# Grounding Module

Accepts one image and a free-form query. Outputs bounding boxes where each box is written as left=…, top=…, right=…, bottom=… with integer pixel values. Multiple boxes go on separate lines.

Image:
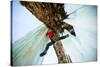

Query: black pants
left=40, top=34, right=69, bottom=57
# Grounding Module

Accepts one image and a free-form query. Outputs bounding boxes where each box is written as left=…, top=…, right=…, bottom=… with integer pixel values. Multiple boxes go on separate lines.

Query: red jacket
left=46, top=31, right=54, bottom=40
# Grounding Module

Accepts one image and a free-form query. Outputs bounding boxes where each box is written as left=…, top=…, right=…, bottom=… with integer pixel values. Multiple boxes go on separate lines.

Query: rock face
left=20, top=1, right=72, bottom=63
left=20, top=1, right=71, bottom=34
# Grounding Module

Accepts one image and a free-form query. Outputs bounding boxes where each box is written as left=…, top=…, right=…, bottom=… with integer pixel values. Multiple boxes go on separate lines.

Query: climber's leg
left=40, top=41, right=55, bottom=57
left=40, top=34, right=69, bottom=57
left=62, top=22, right=76, bottom=36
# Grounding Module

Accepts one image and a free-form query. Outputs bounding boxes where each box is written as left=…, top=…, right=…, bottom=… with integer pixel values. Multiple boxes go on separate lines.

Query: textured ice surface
left=12, top=1, right=97, bottom=65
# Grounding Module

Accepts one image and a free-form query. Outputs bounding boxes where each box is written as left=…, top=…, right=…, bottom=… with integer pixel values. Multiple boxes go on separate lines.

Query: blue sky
left=12, top=1, right=84, bottom=42
left=12, top=1, right=43, bottom=42
left=12, top=1, right=97, bottom=64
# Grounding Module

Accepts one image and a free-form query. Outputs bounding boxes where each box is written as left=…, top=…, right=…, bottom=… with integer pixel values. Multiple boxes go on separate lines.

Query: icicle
left=12, top=25, right=50, bottom=66
left=62, top=5, right=97, bottom=62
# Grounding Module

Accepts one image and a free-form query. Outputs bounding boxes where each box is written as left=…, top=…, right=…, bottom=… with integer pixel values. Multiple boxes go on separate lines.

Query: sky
left=12, top=1, right=43, bottom=43
left=12, top=1, right=84, bottom=42
left=12, top=1, right=97, bottom=65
